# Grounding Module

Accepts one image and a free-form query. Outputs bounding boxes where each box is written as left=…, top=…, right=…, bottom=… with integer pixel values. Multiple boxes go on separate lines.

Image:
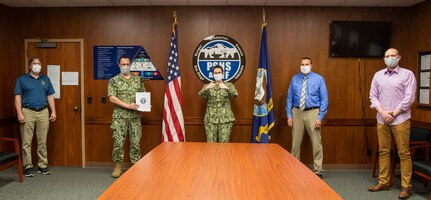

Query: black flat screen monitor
left=329, top=21, right=391, bottom=58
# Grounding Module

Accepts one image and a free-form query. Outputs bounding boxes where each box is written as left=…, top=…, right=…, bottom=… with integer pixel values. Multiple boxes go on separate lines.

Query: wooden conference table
left=99, top=142, right=342, bottom=200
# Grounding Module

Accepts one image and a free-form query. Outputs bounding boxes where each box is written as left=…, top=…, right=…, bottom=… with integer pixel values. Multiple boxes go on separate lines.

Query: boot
left=112, top=162, right=122, bottom=178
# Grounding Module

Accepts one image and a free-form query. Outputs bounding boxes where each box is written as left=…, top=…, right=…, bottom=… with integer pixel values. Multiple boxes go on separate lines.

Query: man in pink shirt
left=368, top=48, right=416, bottom=199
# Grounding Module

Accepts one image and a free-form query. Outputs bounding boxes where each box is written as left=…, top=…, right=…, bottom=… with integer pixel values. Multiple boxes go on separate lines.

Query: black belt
left=294, top=106, right=319, bottom=111
left=23, top=106, right=47, bottom=112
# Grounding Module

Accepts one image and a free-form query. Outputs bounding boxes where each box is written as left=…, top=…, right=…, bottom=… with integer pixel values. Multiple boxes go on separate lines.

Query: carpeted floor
left=0, top=167, right=429, bottom=199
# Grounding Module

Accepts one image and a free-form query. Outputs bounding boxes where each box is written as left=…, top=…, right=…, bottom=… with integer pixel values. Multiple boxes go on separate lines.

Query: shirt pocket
left=308, top=83, right=320, bottom=97
left=293, top=81, right=302, bottom=94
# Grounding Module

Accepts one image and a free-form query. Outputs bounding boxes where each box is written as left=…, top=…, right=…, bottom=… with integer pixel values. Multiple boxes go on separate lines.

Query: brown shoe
left=368, top=183, right=390, bottom=192
left=398, top=188, right=411, bottom=199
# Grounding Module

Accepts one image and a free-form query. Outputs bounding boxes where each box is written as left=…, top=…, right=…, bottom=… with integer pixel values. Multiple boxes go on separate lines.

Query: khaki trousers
left=291, top=108, right=323, bottom=173
left=377, top=120, right=412, bottom=189
left=20, top=108, right=49, bottom=169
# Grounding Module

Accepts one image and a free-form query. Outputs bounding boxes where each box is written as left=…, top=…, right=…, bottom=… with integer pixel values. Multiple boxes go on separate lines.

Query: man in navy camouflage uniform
left=108, top=55, right=145, bottom=178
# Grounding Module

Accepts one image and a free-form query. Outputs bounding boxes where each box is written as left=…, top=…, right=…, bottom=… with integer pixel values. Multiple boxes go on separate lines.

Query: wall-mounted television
left=329, top=21, right=391, bottom=58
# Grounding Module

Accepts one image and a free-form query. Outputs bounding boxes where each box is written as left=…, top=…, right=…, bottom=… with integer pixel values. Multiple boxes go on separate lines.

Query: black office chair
left=410, top=143, right=431, bottom=199
left=0, top=137, right=23, bottom=182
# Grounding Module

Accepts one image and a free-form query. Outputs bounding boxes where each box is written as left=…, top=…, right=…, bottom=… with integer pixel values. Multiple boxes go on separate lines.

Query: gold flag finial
left=172, top=10, right=177, bottom=35
left=262, top=8, right=267, bottom=27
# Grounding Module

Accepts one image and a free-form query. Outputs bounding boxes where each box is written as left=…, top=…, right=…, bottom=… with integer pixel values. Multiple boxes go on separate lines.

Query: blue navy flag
left=251, top=23, right=275, bottom=143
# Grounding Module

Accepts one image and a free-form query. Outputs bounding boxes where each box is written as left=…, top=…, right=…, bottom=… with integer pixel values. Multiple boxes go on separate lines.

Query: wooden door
left=26, top=41, right=82, bottom=167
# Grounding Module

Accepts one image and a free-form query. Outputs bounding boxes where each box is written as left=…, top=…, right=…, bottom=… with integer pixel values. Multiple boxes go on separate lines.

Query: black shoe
left=24, top=168, right=34, bottom=177
left=315, top=172, right=323, bottom=179
left=37, top=167, right=51, bottom=175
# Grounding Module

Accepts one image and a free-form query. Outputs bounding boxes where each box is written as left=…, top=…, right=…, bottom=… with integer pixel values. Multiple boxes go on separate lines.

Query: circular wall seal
left=192, top=35, right=246, bottom=83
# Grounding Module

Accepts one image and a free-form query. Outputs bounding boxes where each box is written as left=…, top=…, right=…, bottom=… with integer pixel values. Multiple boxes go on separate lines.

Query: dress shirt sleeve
left=397, top=71, right=416, bottom=112
left=286, top=79, right=294, bottom=119
left=317, top=76, right=329, bottom=121
left=369, top=74, right=380, bottom=109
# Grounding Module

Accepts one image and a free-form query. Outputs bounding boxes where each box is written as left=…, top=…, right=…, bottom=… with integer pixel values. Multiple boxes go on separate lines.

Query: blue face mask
left=384, top=56, right=399, bottom=68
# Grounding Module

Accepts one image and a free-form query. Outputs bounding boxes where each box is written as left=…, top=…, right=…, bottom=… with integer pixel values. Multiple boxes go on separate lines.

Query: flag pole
left=262, top=8, right=266, bottom=27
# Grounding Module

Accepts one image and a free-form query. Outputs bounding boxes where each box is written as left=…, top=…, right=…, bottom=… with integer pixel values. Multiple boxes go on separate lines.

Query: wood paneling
left=0, top=4, right=15, bottom=118
left=406, top=0, right=431, bottom=123
left=0, top=124, right=20, bottom=152
left=5, top=6, right=419, bottom=165
left=0, top=5, right=19, bottom=150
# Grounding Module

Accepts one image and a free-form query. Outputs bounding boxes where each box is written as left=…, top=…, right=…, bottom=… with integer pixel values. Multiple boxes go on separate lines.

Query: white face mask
left=384, top=56, right=399, bottom=68
left=213, top=73, right=223, bottom=81
left=32, top=64, right=41, bottom=74
left=300, top=65, right=311, bottom=74
left=120, top=65, right=130, bottom=75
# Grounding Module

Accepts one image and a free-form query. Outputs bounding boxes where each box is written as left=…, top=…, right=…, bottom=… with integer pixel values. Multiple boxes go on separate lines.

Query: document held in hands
left=136, top=92, right=151, bottom=112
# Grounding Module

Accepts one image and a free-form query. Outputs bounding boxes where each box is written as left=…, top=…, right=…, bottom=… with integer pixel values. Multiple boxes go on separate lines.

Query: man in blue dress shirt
left=286, top=57, right=328, bottom=178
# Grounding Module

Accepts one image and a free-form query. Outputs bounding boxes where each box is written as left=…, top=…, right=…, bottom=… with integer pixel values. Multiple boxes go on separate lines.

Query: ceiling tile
left=304, top=0, right=345, bottom=6
left=265, top=0, right=306, bottom=6
left=0, top=0, right=425, bottom=7
left=379, top=0, right=424, bottom=7
left=341, top=0, right=386, bottom=7
left=228, top=0, right=265, bottom=5
left=148, top=0, right=188, bottom=5
left=32, top=0, right=74, bottom=7
left=188, top=0, right=226, bottom=5
left=0, top=0, right=41, bottom=7
left=69, top=0, right=113, bottom=6
left=109, top=0, right=151, bottom=6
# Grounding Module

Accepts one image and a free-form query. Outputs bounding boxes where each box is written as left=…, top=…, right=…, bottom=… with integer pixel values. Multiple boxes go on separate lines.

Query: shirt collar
left=301, top=71, right=313, bottom=78
left=385, top=66, right=400, bottom=75
left=26, top=72, right=44, bottom=79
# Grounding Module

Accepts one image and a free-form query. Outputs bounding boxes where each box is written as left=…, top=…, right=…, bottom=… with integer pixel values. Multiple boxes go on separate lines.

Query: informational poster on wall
left=93, top=46, right=164, bottom=80
left=47, top=65, right=61, bottom=99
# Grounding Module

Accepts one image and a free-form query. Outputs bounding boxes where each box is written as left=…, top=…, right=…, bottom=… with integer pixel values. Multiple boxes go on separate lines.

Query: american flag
left=162, top=22, right=185, bottom=142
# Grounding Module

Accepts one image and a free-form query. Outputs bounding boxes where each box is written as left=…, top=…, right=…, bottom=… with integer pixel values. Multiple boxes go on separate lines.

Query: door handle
left=73, top=105, right=81, bottom=112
